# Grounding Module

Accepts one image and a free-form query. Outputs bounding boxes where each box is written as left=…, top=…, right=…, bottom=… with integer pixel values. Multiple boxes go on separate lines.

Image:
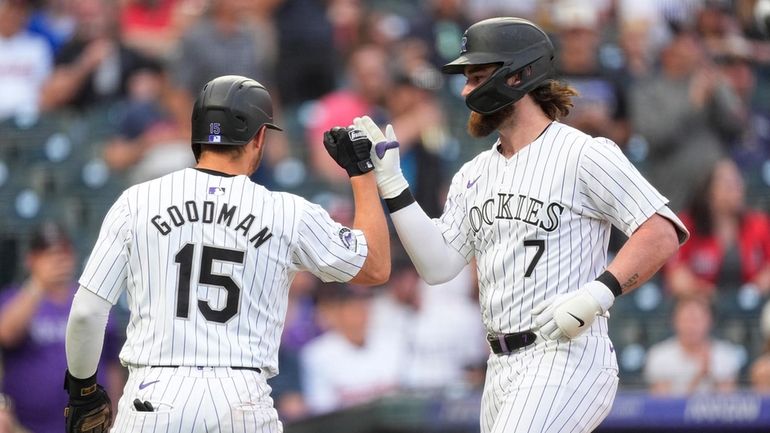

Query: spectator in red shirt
left=119, top=0, right=203, bottom=60
left=665, top=158, right=770, bottom=296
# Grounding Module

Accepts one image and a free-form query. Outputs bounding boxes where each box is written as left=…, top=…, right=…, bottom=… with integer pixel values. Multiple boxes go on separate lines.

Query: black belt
left=149, top=365, right=261, bottom=373
left=487, top=331, right=537, bottom=355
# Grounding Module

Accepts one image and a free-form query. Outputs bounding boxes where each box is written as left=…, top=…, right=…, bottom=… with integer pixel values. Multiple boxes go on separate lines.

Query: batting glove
left=353, top=116, right=409, bottom=199
left=64, top=370, right=113, bottom=433
left=322, top=126, right=375, bottom=177
left=531, top=281, right=615, bottom=340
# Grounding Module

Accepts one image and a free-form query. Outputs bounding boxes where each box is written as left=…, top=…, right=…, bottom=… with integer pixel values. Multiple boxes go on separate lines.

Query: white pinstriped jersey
left=436, top=121, right=679, bottom=335
left=79, top=168, right=367, bottom=377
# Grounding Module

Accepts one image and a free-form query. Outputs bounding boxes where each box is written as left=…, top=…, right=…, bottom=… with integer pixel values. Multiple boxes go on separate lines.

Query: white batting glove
left=353, top=115, right=409, bottom=199
left=531, top=281, right=615, bottom=340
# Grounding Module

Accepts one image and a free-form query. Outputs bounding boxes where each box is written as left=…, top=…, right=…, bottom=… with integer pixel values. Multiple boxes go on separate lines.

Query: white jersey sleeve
left=79, top=191, right=132, bottom=304
left=578, top=138, right=675, bottom=236
left=434, top=167, right=475, bottom=262
left=290, top=201, right=368, bottom=282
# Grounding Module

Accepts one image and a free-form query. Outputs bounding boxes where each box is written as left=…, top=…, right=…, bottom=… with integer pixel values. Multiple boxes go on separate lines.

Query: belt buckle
left=497, top=334, right=510, bottom=353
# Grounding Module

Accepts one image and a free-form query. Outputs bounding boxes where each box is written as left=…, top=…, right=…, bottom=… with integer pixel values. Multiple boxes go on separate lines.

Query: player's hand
left=531, top=281, right=615, bottom=340
left=64, top=370, right=112, bottom=433
left=323, top=126, right=375, bottom=177
left=353, top=116, right=409, bottom=199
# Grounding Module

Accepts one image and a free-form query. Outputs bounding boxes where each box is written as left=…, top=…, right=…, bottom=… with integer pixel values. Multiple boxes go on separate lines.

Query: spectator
left=465, top=0, right=538, bottom=23
left=386, top=62, right=448, bottom=217
left=616, top=15, right=657, bottom=83
left=655, top=0, right=709, bottom=32
left=407, top=267, right=487, bottom=389
left=267, top=271, right=318, bottom=422
left=368, top=256, right=421, bottom=339
left=306, top=44, right=391, bottom=186
left=664, top=159, right=770, bottom=297
left=695, top=0, right=743, bottom=57
left=750, top=300, right=770, bottom=393
left=270, top=347, right=308, bottom=422
left=0, top=0, right=53, bottom=121
left=369, top=259, right=487, bottom=390
left=102, top=61, right=194, bottom=183
left=630, top=25, right=746, bottom=210
left=165, top=0, right=284, bottom=181
left=273, top=0, right=336, bottom=105
left=715, top=34, right=770, bottom=203
left=326, top=0, right=365, bottom=58
left=616, top=0, right=676, bottom=59
left=300, top=283, right=401, bottom=414
left=281, top=271, right=324, bottom=353
left=26, top=0, right=77, bottom=55
left=552, top=0, right=631, bottom=145
left=644, top=295, right=742, bottom=396
left=119, top=0, right=205, bottom=60
left=0, top=222, right=123, bottom=433
left=407, top=0, right=470, bottom=68
left=38, top=0, right=155, bottom=111
left=169, top=0, right=278, bottom=104
left=280, top=193, right=353, bottom=350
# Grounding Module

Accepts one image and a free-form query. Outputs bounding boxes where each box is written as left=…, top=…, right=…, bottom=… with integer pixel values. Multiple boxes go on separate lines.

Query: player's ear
left=506, top=70, right=524, bottom=87
left=252, top=126, right=267, bottom=151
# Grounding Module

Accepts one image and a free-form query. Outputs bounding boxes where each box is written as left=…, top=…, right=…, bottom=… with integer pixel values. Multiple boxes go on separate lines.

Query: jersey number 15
left=174, top=243, right=244, bottom=323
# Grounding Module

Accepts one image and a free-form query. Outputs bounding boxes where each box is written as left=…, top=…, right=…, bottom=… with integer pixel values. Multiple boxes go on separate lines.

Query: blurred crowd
left=3, top=0, right=770, bottom=431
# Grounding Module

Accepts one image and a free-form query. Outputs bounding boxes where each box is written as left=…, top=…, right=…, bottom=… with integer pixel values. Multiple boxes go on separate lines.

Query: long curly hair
left=529, top=79, right=579, bottom=121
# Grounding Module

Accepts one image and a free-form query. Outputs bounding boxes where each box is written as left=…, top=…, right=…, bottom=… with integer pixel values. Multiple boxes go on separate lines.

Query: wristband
left=64, top=370, right=98, bottom=398
left=596, top=270, right=622, bottom=297
left=385, top=188, right=415, bottom=213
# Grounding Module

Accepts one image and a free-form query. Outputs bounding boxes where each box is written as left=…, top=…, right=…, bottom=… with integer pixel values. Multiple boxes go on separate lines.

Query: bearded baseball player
left=62, top=75, right=389, bottom=432
left=353, top=18, right=689, bottom=432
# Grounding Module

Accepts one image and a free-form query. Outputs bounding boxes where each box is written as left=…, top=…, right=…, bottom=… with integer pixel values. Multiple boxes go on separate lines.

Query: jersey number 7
left=523, top=239, right=545, bottom=278
left=174, top=243, right=245, bottom=323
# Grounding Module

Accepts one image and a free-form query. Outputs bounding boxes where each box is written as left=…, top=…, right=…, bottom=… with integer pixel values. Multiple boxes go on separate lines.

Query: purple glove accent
left=375, top=140, right=400, bottom=159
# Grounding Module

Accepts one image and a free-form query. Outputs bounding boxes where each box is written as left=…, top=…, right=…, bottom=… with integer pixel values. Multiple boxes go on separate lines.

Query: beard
left=467, top=104, right=516, bottom=138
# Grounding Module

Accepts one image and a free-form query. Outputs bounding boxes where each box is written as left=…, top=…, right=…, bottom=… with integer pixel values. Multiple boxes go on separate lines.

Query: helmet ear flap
left=465, top=65, right=525, bottom=114
left=465, top=55, right=554, bottom=115
left=466, top=81, right=515, bottom=115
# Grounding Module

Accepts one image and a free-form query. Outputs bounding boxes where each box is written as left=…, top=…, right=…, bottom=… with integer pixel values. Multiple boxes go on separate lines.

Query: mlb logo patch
left=208, top=135, right=221, bottom=143
left=461, top=36, right=468, bottom=53
left=208, top=187, right=226, bottom=195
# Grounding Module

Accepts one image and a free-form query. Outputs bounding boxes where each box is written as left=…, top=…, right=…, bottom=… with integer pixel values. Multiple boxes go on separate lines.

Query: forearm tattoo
left=621, top=273, right=639, bottom=290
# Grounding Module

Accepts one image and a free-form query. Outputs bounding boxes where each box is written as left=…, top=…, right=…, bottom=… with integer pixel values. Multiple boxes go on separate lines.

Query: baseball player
left=353, top=18, right=690, bottom=432
left=62, top=75, right=390, bottom=432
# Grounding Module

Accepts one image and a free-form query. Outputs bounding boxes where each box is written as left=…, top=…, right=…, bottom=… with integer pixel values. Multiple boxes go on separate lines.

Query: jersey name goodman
left=469, top=193, right=565, bottom=233
left=151, top=201, right=273, bottom=248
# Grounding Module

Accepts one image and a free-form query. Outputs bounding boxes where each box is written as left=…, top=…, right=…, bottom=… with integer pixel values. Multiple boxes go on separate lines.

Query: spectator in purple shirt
left=0, top=222, right=124, bottom=433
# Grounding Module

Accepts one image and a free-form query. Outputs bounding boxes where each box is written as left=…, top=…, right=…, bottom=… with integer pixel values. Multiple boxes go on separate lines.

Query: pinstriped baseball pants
left=480, top=334, right=618, bottom=433
left=110, top=366, right=282, bottom=433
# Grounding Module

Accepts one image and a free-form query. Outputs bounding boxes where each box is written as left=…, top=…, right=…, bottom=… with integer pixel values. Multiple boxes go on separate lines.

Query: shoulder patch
left=338, top=228, right=357, bottom=251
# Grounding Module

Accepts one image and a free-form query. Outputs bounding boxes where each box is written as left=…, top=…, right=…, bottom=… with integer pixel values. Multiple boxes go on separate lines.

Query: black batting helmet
left=442, top=17, right=555, bottom=115
left=191, top=75, right=281, bottom=157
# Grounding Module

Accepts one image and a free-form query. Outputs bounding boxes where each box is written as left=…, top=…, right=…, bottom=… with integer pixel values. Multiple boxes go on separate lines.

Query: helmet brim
left=441, top=53, right=505, bottom=74
left=265, top=123, right=283, bottom=131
